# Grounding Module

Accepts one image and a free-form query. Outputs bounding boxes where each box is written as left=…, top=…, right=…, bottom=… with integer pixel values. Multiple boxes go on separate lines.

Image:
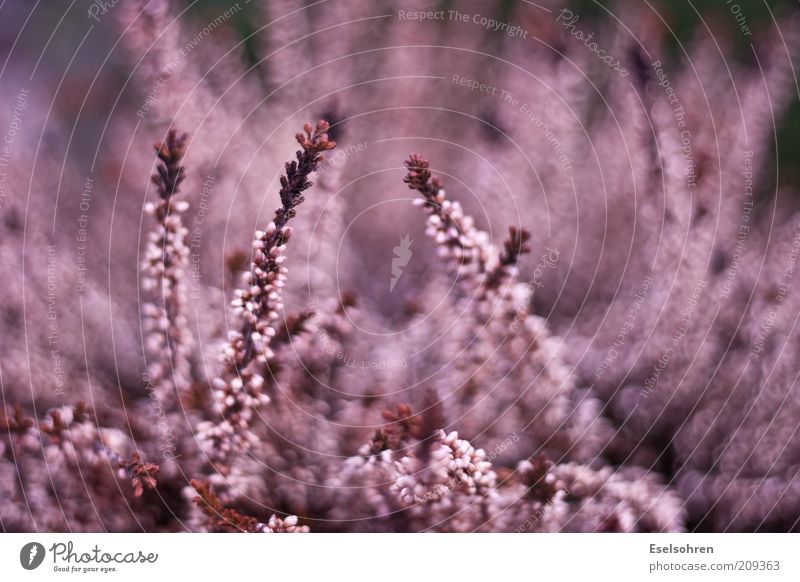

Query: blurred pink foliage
left=1, top=0, right=799, bottom=532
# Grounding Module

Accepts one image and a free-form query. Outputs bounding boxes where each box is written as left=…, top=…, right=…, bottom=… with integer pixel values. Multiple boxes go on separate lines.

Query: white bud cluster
left=393, top=430, right=497, bottom=505
left=198, top=372, right=270, bottom=457
left=419, top=191, right=490, bottom=277
left=201, top=224, right=294, bottom=462
left=229, top=222, right=293, bottom=365
left=22, top=406, right=137, bottom=500
left=413, top=179, right=534, bottom=320
left=141, top=197, right=194, bottom=407
left=525, top=463, right=685, bottom=533
left=258, top=514, right=309, bottom=533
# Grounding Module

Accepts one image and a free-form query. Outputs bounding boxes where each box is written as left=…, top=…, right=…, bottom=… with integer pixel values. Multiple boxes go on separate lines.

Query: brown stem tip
left=403, top=154, right=442, bottom=198
left=153, top=129, right=188, bottom=200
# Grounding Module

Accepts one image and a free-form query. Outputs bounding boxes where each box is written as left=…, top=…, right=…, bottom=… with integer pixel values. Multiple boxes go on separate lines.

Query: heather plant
left=1, top=0, right=800, bottom=533
left=0, top=119, right=685, bottom=532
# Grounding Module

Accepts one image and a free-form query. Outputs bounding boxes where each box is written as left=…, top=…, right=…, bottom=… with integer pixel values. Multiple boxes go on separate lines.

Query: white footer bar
left=1, top=533, right=796, bottom=581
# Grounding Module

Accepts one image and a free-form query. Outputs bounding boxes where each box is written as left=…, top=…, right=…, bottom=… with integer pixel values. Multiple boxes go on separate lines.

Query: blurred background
left=2, top=0, right=800, bottom=532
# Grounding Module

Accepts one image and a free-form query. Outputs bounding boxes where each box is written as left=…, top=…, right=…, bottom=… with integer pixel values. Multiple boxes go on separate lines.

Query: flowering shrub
left=1, top=0, right=799, bottom=533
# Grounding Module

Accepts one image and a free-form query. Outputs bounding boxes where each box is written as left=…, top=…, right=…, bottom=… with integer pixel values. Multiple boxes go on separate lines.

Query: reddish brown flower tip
left=500, top=226, right=532, bottom=266
left=295, top=120, right=337, bottom=152
left=120, top=452, right=159, bottom=497
left=191, top=479, right=261, bottom=532
left=152, top=129, right=188, bottom=200
left=403, top=154, right=440, bottom=198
